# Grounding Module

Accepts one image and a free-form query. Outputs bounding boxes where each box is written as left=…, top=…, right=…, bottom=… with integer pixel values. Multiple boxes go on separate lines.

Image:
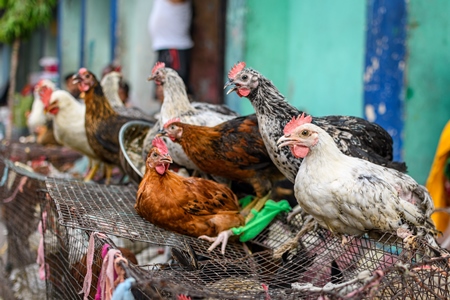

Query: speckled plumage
left=226, top=66, right=407, bottom=183
left=143, top=67, right=238, bottom=170
left=277, top=122, right=436, bottom=238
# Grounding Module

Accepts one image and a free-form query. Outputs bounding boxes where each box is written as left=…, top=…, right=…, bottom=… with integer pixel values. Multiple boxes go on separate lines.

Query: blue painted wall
left=364, top=0, right=407, bottom=162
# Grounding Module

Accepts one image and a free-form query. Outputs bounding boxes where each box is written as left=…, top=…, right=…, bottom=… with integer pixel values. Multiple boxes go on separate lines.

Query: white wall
left=118, top=0, right=159, bottom=115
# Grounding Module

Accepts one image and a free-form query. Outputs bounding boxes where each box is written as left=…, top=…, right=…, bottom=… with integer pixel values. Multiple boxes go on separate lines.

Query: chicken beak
left=276, top=135, right=296, bottom=149
left=224, top=79, right=233, bottom=89
left=147, top=75, right=155, bottom=81
left=161, top=155, right=173, bottom=164
left=72, top=73, right=81, bottom=84
left=44, top=101, right=59, bottom=114
left=155, top=130, right=167, bottom=138
left=224, top=80, right=238, bottom=95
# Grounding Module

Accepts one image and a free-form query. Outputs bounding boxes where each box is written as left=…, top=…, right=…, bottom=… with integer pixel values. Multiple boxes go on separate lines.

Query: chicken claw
left=199, top=229, right=234, bottom=255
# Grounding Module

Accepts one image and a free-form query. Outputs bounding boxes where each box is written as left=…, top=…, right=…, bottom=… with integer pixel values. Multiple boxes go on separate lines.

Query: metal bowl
left=119, top=120, right=153, bottom=184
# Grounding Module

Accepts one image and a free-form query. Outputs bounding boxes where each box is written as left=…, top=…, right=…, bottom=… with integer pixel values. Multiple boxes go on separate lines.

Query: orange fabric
left=427, top=121, right=450, bottom=233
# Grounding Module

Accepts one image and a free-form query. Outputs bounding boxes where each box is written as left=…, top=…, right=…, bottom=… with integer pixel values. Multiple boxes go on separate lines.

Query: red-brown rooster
left=135, top=137, right=244, bottom=254
left=225, top=62, right=407, bottom=185
left=160, top=115, right=285, bottom=219
left=73, top=68, right=155, bottom=184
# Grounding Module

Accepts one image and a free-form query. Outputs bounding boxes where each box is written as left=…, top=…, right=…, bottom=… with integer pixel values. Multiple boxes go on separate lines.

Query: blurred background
left=0, top=0, right=449, bottom=185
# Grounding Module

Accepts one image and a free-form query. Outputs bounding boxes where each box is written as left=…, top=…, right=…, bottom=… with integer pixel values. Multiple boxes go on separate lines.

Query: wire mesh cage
left=1, top=140, right=450, bottom=299
left=43, top=177, right=450, bottom=299
left=0, top=141, right=85, bottom=299
left=0, top=158, right=47, bottom=299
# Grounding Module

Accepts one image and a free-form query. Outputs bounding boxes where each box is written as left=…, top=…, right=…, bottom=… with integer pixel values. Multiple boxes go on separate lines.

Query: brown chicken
left=135, top=137, right=244, bottom=254
left=73, top=68, right=155, bottom=184
left=160, top=114, right=285, bottom=219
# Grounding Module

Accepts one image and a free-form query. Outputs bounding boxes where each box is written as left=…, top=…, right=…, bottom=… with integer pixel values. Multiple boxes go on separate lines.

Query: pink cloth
left=36, top=211, right=48, bottom=280
left=3, top=176, right=27, bottom=203
left=99, top=248, right=121, bottom=300
left=80, top=232, right=107, bottom=300
left=95, top=244, right=111, bottom=300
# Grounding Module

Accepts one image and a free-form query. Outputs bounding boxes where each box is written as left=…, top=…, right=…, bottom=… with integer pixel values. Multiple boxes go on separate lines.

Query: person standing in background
left=148, top=0, right=194, bottom=101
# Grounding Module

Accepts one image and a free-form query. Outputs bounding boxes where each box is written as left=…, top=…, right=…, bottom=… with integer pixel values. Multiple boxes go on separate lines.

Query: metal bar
left=110, top=0, right=118, bottom=63
left=79, top=0, right=87, bottom=68
left=57, top=0, right=63, bottom=87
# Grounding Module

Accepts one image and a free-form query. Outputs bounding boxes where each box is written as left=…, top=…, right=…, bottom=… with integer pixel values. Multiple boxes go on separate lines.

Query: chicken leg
left=83, top=161, right=100, bottom=182
left=240, top=192, right=272, bottom=224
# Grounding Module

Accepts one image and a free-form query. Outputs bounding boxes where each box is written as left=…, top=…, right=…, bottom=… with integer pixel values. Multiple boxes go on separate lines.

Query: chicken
left=136, top=137, right=244, bottom=254
left=276, top=113, right=438, bottom=244
left=225, top=62, right=407, bottom=184
left=101, top=71, right=155, bottom=122
left=27, top=79, right=55, bottom=134
left=73, top=68, right=155, bottom=184
left=160, top=115, right=285, bottom=220
left=39, top=86, right=102, bottom=182
left=142, top=62, right=238, bottom=171
left=27, top=79, right=60, bottom=145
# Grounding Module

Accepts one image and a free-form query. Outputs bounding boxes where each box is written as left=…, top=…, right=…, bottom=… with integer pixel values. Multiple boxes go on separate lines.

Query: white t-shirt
left=148, top=0, right=194, bottom=51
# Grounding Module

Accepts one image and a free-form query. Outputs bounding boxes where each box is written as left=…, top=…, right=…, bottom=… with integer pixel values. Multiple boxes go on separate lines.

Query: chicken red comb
left=79, top=67, right=88, bottom=74
left=35, top=79, right=46, bottom=89
left=163, top=118, right=181, bottom=129
left=228, top=62, right=246, bottom=80
left=152, top=62, right=165, bottom=75
left=283, top=113, right=313, bottom=135
left=39, top=86, right=53, bottom=107
left=152, top=136, right=169, bottom=155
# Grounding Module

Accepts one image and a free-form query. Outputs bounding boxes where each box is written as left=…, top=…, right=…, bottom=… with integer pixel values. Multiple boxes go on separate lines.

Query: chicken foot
left=198, top=229, right=235, bottom=255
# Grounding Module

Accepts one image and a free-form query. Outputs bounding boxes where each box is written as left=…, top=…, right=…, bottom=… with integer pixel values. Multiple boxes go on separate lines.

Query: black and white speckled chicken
left=142, top=62, right=238, bottom=171
left=225, top=62, right=407, bottom=184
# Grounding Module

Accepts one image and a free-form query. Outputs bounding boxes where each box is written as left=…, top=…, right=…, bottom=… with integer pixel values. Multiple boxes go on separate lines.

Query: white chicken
left=39, top=86, right=101, bottom=182
left=27, top=79, right=56, bottom=135
left=101, top=71, right=155, bottom=122
left=276, top=113, right=438, bottom=245
left=142, top=62, right=239, bottom=170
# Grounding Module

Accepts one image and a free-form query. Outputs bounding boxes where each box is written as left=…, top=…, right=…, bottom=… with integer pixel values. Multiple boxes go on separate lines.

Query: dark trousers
left=157, top=48, right=193, bottom=95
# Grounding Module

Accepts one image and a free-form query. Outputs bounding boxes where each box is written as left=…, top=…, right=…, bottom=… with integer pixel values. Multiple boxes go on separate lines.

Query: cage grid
left=45, top=178, right=250, bottom=261
left=0, top=141, right=87, bottom=300
left=44, top=176, right=450, bottom=299
left=0, top=157, right=48, bottom=299
left=1, top=140, right=450, bottom=299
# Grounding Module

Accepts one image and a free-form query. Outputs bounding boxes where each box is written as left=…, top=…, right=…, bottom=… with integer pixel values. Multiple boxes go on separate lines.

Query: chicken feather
left=225, top=62, right=407, bottom=183
left=276, top=118, right=437, bottom=241
left=161, top=114, right=284, bottom=198
left=136, top=138, right=244, bottom=254
left=142, top=62, right=238, bottom=170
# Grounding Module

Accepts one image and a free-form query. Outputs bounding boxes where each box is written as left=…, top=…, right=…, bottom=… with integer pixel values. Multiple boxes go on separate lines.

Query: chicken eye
left=301, top=130, right=309, bottom=136
left=152, top=153, right=157, bottom=157
left=242, top=75, right=248, bottom=80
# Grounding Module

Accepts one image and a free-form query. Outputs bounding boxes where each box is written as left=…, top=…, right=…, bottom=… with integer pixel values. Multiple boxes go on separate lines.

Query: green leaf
left=0, top=0, right=57, bottom=44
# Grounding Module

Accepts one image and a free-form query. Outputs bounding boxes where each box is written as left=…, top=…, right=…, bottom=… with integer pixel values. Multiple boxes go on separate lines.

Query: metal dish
left=119, top=120, right=153, bottom=184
